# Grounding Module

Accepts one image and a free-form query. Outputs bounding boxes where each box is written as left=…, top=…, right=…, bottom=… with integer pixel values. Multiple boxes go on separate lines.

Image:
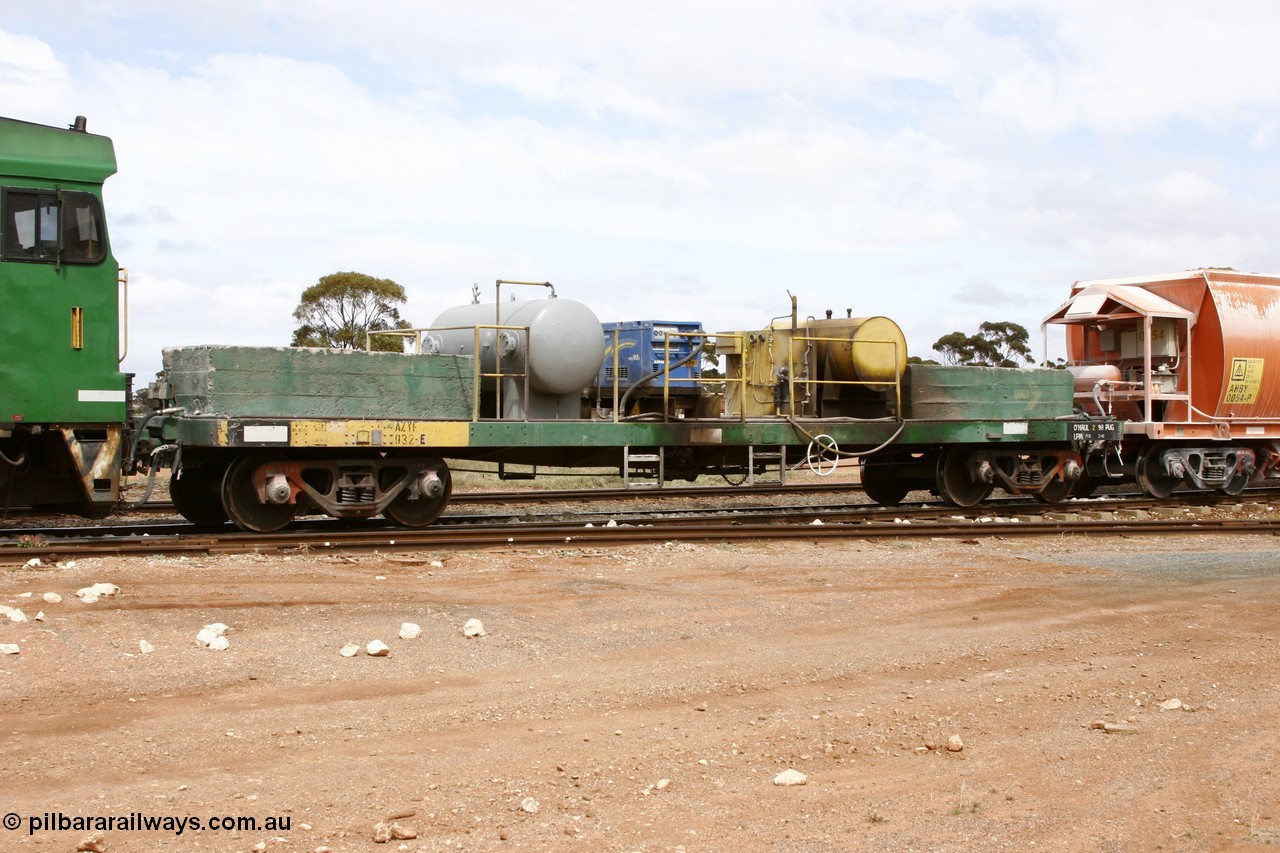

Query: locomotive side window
left=59, top=193, right=106, bottom=263
left=2, top=190, right=55, bottom=259
left=1, top=188, right=106, bottom=264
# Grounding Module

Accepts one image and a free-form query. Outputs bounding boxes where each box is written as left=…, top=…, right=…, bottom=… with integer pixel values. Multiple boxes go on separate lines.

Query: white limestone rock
left=398, top=622, right=421, bottom=640
left=366, top=640, right=390, bottom=657
left=773, top=769, right=808, bottom=786
left=75, top=832, right=106, bottom=852
left=76, top=583, right=120, bottom=603
left=196, top=624, right=230, bottom=650
left=462, top=618, right=486, bottom=638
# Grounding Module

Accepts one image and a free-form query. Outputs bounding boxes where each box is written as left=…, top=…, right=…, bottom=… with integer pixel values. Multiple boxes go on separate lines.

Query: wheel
left=170, top=464, right=229, bottom=524
left=222, top=452, right=298, bottom=533
left=1070, top=475, right=1100, bottom=498
left=861, top=460, right=909, bottom=506
left=1135, top=449, right=1180, bottom=499
left=1219, top=467, right=1250, bottom=496
left=1135, top=449, right=1179, bottom=499
left=383, top=454, right=451, bottom=528
left=805, top=434, right=840, bottom=476
left=1034, top=475, right=1074, bottom=504
left=936, top=449, right=993, bottom=507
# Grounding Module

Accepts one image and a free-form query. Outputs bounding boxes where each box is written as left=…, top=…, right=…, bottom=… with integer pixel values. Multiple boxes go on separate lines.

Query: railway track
left=4, top=488, right=1277, bottom=560
left=24, top=480, right=1280, bottom=517
left=90, top=480, right=859, bottom=517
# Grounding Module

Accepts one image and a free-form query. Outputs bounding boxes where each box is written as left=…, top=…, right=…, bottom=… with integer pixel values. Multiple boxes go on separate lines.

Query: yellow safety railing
left=371, top=324, right=904, bottom=424
left=368, top=323, right=532, bottom=421
left=601, top=329, right=903, bottom=423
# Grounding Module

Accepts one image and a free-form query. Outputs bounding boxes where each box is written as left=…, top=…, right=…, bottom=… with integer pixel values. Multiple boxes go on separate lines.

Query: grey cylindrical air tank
left=429, top=298, right=605, bottom=394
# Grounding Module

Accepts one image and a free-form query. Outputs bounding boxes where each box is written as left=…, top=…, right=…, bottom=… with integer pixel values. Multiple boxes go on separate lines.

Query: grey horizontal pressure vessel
left=429, top=298, right=605, bottom=395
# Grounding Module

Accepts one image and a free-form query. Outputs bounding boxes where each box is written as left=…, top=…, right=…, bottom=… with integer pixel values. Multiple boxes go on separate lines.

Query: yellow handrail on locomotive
left=118, top=266, right=128, bottom=364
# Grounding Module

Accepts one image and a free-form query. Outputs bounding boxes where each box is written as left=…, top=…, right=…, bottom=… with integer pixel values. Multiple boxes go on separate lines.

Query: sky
left=3, top=1, right=1279, bottom=381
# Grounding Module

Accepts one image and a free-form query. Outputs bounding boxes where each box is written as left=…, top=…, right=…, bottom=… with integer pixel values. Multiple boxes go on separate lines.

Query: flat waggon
left=6, top=114, right=1276, bottom=534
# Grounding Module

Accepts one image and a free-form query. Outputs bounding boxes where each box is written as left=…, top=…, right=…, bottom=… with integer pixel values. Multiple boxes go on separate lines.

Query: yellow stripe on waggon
left=289, top=420, right=471, bottom=448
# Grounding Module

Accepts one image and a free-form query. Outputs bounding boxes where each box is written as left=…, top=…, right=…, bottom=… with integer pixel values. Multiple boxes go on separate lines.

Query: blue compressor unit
left=598, top=320, right=705, bottom=392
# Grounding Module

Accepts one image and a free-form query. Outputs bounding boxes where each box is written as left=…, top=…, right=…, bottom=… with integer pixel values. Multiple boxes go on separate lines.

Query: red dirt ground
left=1, top=530, right=1278, bottom=851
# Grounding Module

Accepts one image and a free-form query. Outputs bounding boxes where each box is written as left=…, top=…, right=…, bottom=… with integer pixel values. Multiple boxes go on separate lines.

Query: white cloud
left=0, top=30, right=69, bottom=117
left=4, top=2, right=1280, bottom=380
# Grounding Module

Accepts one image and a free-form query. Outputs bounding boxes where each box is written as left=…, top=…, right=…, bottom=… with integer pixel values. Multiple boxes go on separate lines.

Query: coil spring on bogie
left=1015, top=468, right=1041, bottom=486
left=336, top=487, right=375, bottom=504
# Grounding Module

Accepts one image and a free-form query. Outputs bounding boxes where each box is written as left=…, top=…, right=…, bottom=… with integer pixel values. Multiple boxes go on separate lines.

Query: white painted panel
left=243, top=425, right=289, bottom=443
left=78, top=389, right=127, bottom=402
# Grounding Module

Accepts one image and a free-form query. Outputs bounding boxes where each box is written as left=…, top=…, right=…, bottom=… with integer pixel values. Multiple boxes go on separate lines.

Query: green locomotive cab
left=0, top=116, right=128, bottom=516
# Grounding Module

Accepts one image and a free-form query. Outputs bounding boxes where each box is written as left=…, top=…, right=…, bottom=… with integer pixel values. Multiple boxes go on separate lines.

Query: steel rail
left=6, top=485, right=1278, bottom=543
left=11, top=487, right=1268, bottom=542
left=14, top=482, right=1280, bottom=521
left=3, top=512, right=1276, bottom=561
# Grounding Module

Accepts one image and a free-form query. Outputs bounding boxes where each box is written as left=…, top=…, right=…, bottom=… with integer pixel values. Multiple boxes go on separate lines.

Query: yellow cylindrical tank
left=809, top=316, right=908, bottom=385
